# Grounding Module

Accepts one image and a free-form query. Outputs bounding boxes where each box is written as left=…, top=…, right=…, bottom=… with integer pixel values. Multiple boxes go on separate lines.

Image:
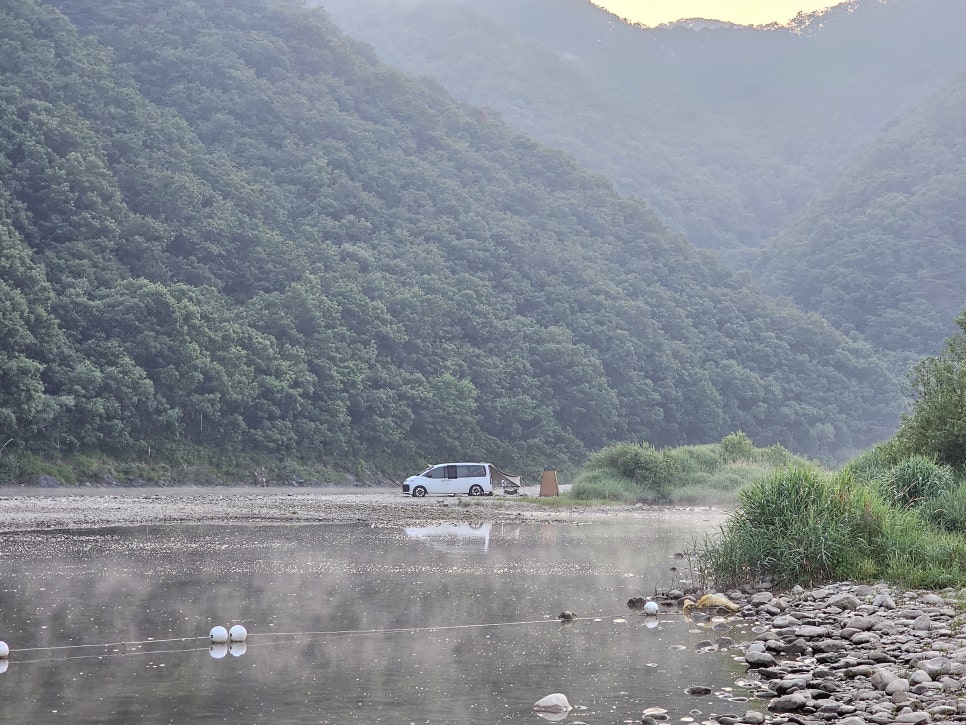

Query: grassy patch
left=693, top=465, right=966, bottom=590
left=571, top=432, right=810, bottom=506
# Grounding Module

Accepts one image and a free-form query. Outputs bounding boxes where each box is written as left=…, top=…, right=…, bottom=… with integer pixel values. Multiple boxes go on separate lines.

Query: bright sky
left=591, top=1, right=842, bottom=27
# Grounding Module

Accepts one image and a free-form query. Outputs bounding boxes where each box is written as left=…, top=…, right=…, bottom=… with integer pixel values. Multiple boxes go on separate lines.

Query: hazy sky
left=592, top=1, right=842, bottom=26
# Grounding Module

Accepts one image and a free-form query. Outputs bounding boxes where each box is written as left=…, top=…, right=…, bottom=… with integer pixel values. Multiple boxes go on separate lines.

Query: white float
left=209, top=626, right=229, bottom=644
left=228, top=624, right=248, bottom=642
left=643, top=601, right=660, bottom=615
left=0, top=641, right=9, bottom=658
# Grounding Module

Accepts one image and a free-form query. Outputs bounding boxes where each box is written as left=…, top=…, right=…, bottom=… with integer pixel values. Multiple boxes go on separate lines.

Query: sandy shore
left=0, top=485, right=723, bottom=532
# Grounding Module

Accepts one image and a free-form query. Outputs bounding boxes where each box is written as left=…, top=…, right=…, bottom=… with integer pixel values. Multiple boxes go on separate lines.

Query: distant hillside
left=756, top=72, right=966, bottom=373
left=1, top=0, right=899, bottom=475
left=319, top=0, right=966, bottom=257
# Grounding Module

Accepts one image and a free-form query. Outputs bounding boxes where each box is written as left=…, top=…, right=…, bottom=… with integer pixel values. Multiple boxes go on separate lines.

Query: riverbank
left=715, top=581, right=966, bottom=725
left=0, top=485, right=726, bottom=532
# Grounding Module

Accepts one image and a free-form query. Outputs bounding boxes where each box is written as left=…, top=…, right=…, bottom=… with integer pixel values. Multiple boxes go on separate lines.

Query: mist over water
left=0, top=513, right=770, bottom=723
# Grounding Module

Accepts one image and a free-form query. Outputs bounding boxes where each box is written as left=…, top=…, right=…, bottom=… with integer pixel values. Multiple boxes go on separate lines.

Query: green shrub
left=880, top=455, right=954, bottom=507
left=570, top=470, right=635, bottom=502
left=720, top=431, right=756, bottom=462
left=694, top=464, right=966, bottom=589
left=842, top=446, right=893, bottom=486
left=584, top=442, right=675, bottom=500
left=919, top=484, right=966, bottom=533
left=758, top=443, right=794, bottom=467
left=669, top=445, right=721, bottom=477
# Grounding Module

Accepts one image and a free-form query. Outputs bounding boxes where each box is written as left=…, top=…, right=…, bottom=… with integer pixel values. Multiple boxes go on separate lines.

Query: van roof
left=428, top=462, right=490, bottom=466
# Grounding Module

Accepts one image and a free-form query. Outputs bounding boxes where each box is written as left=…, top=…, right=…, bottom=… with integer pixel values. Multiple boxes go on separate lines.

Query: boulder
left=767, top=693, right=809, bottom=713
left=532, top=693, right=571, bottom=715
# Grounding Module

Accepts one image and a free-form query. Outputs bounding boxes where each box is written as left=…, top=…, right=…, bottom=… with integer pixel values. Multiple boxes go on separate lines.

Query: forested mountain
left=320, top=0, right=966, bottom=380
left=1, top=0, right=899, bottom=476
left=319, top=0, right=966, bottom=257
left=756, top=71, right=966, bottom=373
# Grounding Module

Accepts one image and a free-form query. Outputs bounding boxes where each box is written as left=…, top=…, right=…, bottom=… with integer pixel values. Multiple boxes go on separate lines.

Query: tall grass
left=571, top=432, right=808, bottom=505
left=694, top=465, right=966, bottom=589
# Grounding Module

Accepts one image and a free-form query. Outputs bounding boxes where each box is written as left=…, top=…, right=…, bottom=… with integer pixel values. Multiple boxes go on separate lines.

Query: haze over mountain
left=320, top=0, right=966, bottom=367
left=0, top=0, right=902, bottom=476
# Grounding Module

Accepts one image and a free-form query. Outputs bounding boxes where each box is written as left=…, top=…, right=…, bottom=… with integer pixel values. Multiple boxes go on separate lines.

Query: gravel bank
left=708, top=582, right=966, bottom=725
left=0, top=485, right=715, bottom=532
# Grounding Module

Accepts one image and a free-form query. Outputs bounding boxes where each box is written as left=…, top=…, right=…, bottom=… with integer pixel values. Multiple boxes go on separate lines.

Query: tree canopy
left=0, top=0, right=900, bottom=474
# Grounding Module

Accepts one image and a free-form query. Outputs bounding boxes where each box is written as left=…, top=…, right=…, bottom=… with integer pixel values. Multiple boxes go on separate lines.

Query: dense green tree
left=896, top=311, right=966, bottom=467
left=0, top=0, right=904, bottom=475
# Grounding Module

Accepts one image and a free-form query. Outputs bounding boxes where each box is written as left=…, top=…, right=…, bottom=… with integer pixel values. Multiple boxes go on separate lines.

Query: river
left=0, top=510, right=765, bottom=724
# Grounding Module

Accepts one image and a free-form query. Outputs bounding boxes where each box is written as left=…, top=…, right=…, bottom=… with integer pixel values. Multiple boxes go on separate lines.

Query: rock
left=685, top=686, right=712, bottom=696
left=894, top=712, right=931, bottom=724
left=912, top=614, right=933, bottom=631
left=739, top=711, right=766, bottom=724
left=884, top=678, right=910, bottom=695
left=38, top=474, right=62, bottom=488
left=795, top=625, right=829, bottom=638
left=829, top=593, right=861, bottom=610
left=845, top=616, right=878, bottom=631
left=686, top=593, right=741, bottom=613
left=812, top=639, right=849, bottom=653
left=532, top=693, right=572, bottom=714
left=557, top=611, right=577, bottom=621
left=774, top=676, right=810, bottom=695
left=750, top=592, right=774, bottom=606
left=767, top=693, right=809, bottom=712
left=920, top=657, right=952, bottom=679
left=744, top=651, right=777, bottom=668
left=870, top=668, right=900, bottom=690
left=872, top=594, right=897, bottom=609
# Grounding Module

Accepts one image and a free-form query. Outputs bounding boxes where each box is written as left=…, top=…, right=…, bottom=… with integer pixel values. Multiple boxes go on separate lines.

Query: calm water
left=0, top=511, right=761, bottom=724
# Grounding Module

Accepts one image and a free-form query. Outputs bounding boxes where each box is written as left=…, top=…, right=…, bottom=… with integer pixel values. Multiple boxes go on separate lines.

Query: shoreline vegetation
left=9, top=306, right=966, bottom=591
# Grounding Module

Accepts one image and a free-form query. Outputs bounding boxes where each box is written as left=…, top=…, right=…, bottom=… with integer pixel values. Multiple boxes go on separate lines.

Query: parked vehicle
left=402, top=462, right=495, bottom=497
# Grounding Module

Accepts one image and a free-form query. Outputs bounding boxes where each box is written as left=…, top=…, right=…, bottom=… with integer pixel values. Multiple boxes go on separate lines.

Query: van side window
left=458, top=465, right=486, bottom=478
left=445, top=465, right=458, bottom=479
left=426, top=466, right=443, bottom=479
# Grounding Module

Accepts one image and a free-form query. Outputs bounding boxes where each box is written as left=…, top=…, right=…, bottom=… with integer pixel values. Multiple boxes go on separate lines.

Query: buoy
left=209, top=626, right=229, bottom=644
left=228, top=624, right=248, bottom=642
left=0, top=641, right=9, bottom=658
left=643, top=601, right=660, bottom=615
left=209, top=643, right=228, bottom=659
left=229, top=641, right=247, bottom=657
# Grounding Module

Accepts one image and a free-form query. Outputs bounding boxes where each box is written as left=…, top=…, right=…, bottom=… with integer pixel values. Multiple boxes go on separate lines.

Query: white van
left=402, top=462, right=495, bottom=497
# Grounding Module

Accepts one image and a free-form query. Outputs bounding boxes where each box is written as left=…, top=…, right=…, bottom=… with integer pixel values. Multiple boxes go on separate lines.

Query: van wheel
left=468, top=484, right=484, bottom=497
left=412, top=486, right=427, bottom=497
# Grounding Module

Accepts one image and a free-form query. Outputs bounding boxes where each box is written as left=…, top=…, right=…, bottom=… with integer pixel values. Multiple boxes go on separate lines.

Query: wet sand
left=0, top=485, right=728, bottom=532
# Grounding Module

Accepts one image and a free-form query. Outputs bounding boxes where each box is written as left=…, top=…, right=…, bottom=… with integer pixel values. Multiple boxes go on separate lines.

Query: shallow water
left=0, top=513, right=759, bottom=724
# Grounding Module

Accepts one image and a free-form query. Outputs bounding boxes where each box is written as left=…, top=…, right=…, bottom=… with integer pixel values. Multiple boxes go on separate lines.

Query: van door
left=441, top=464, right=460, bottom=494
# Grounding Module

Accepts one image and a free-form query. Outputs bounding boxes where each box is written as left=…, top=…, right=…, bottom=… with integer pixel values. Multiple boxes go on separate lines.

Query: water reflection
left=0, top=513, right=756, bottom=723
left=405, top=522, right=492, bottom=552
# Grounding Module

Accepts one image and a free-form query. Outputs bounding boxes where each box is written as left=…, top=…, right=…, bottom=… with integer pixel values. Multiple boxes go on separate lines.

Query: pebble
left=709, top=582, right=966, bottom=725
